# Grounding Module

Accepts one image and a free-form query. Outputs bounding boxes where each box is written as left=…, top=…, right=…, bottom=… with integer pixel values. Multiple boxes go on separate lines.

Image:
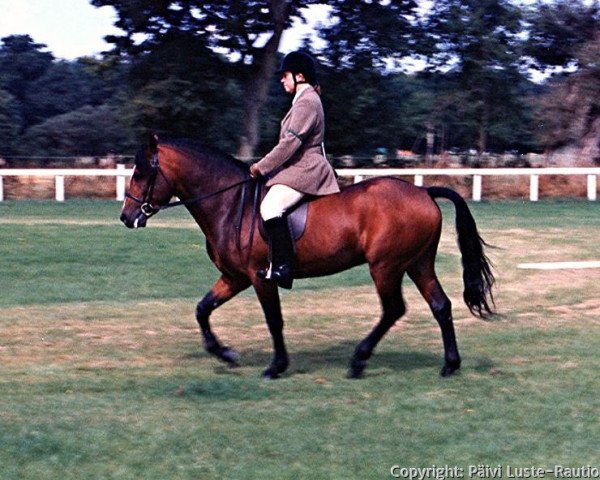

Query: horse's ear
left=149, top=133, right=159, bottom=153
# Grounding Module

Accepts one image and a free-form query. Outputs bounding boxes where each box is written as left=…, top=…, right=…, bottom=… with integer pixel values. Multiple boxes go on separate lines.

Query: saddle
left=257, top=191, right=311, bottom=242
left=258, top=200, right=309, bottom=242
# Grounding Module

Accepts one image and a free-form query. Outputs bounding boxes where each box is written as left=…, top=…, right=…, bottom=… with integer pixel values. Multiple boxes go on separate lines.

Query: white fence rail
left=0, top=165, right=599, bottom=202
left=0, top=165, right=129, bottom=203
left=336, top=167, right=600, bottom=202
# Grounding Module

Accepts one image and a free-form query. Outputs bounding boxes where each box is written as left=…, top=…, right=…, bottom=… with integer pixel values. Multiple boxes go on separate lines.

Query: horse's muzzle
left=120, top=211, right=148, bottom=229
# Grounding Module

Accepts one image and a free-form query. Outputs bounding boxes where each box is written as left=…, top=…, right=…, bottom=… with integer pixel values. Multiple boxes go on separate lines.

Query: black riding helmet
left=276, top=51, right=318, bottom=90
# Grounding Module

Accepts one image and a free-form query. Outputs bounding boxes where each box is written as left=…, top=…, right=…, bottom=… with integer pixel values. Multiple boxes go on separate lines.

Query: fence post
left=414, top=174, right=424, bottom=187
left=55, top=175, right=65, bottom=202
left=116, top=164, right=126, bottom=201
left=530, top=174, right=539, bottom=202
left=472, top=174, right=482, bottom=201
left=354, top=175, right=364, bottom=184
left=587, top=174, right=597, bottom=201
left=0, top=176, right=3, bottom=202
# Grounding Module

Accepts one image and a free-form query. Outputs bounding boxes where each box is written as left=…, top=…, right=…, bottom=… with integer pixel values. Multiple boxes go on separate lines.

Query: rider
left=249, top=50, right=340, bottom=289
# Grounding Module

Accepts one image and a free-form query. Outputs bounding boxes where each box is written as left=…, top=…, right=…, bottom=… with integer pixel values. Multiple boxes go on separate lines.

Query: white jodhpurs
left=260, top=184, right=305, bottom=221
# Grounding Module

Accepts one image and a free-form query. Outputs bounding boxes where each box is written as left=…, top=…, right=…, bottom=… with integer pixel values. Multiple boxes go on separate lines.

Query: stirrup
left=257, top=263, right=272, bottom=280
left=257, top=263, right=293, bottom=289
left=271, top=264, right=294, bottom=289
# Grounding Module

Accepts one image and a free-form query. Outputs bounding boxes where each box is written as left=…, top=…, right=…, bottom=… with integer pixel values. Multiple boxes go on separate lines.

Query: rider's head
left=276, top=51, right=319, bottom=94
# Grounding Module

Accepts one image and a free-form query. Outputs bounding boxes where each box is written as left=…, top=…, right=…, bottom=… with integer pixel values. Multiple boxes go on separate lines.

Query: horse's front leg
left=196, top=275, right=250, bottom=365
left=253, top=281, right=289, bottom=379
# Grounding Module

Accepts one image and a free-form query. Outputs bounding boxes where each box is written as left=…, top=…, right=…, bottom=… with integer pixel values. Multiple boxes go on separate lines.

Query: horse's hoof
left=261, top=368, right=280, bottom=380
left=206, top=343, right=240, bottom=365
left=347, top=360, right=367, bottom=379
left=220, top=347, right=240, bottom=365
left=261, top=358, right=288, bottom=379
left=440, top=360, right=461, bottom=377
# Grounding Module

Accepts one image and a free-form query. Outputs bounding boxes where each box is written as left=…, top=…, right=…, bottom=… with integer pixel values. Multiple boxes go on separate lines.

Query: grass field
left=1, top=199, right=599, bottom=479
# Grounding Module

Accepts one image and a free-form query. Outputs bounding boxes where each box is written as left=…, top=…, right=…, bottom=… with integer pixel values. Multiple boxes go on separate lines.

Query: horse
left=120, top=135, right=495, bottom=379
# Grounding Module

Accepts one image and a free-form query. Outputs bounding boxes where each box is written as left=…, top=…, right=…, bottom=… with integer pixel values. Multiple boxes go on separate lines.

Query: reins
left=125, top=151, right=261, bottom=252
left=125, top=152, right=255, bottom=215
left=126, top=177, right=255, bottom=212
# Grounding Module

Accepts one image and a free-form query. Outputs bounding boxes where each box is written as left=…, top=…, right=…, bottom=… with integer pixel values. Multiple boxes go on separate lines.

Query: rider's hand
left=249, top=164, right=261, bottom=179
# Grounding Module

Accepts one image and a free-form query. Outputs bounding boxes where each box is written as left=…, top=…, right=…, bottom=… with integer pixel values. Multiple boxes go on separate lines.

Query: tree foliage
left=419, top=0, right=527, bottom=154
left=24, top=61, right=103, bottom=126
left=0, top=35, right=53, bottom=132
left=525, top=0, right=600, bottom=70
left=23, top=105, right=133, bottom=156
left=527, top=0, right=600, bottom=161
left=0, top=89, right=21, bottom=155
left=0, top=35, right=135, bottom=157
left=90, top=0, right=300, bottom=157
left=90, top=0, right=422, bottom=157
left=1, top=1, right=599, bottom=162
left=533, top=34, right=600, bottom=155
left=315, top=0, right=419, bottom=70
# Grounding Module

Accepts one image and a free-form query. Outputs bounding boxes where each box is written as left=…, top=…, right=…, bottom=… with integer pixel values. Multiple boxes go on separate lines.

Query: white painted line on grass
left=518, top=261, right=600, bottom=270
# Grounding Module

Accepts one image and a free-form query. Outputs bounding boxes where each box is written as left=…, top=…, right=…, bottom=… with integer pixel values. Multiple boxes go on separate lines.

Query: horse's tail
left=427, top=186, right=496, bottom=319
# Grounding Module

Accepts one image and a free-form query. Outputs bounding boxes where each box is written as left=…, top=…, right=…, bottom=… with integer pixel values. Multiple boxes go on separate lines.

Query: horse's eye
left=132, top=168, right=144, bottom=180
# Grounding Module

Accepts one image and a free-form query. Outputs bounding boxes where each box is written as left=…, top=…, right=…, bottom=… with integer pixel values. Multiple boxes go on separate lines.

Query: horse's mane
left=134, top=146, right=150, bottom=171
left=158, top=138, right=249, bottom=174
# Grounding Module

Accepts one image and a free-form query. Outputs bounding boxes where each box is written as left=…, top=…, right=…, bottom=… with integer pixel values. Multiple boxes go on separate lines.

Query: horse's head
left=120, top=135, right=175, bottom=228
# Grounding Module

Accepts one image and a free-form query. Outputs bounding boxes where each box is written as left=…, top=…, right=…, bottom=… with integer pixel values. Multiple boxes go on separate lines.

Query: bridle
left=125, top=152, right=163, bottom=217
left=125, top=150, right=260, bottom=252
left=125, top=151, right=254, bottom=217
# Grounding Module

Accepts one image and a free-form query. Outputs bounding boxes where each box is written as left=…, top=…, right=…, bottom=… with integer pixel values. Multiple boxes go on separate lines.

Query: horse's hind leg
left=196, top=275, right=251, bottom=365
left=349, top=266, right=406, bottom=379
left=408, top=263, right=461, bottom=377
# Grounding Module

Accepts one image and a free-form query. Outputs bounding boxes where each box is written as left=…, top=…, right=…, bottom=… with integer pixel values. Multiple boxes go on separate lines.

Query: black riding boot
left=257, top=217, right=295, bottom=289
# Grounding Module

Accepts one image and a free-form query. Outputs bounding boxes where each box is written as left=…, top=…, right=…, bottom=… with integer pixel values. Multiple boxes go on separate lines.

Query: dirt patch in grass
left=0, top=302, right=199, bottom=371
left=1, top=265, right=598, bottom=376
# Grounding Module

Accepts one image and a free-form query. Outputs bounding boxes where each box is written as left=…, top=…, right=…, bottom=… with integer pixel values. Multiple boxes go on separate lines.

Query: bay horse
left=120, top=135, right=495, bottom=379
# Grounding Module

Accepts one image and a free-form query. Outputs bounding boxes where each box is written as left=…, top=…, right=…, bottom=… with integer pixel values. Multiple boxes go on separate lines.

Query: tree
left=526, top=0, right=600, bottom=162
left=419, top=0, right=527, bottom=155
left=0, top=35, right=53, bottom=132
left=123, top=32, right=243, bottom=152
left=524, top=0, right=600, bottom=72
left=532, top=34, right=600, bottom=162
left=90, top=0, right=296, bottom=157
left=316, top=0, right=418, bottom=71
left=23, top=105, right=134, bottom=156
left=320, top=67, right=430, bottom=155
left=0, top=89, right=21, bottom=156
left=90, top=0, right=420, bottom=158
left=24, top=60, right=103, bottom=126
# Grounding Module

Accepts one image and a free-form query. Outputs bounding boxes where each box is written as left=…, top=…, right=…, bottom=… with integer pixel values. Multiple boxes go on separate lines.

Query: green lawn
left=0, top=199, right=599, bottom=479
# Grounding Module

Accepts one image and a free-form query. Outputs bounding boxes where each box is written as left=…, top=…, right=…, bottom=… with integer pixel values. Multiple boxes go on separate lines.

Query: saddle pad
left=259, top=201, right=309, bottom=242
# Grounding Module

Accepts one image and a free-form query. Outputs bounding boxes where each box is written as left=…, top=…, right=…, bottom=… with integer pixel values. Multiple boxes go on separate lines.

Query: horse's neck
left=174, top=153, right=247, bottom=242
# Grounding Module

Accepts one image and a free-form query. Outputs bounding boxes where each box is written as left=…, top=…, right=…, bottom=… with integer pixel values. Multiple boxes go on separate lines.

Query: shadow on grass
left=173, top=351, right=495, bottom=403
left=3, top=349, right=496, bottom=405
left=184, top=340, right=496, bottom=378
left=201, top=342, right=472, bottom=375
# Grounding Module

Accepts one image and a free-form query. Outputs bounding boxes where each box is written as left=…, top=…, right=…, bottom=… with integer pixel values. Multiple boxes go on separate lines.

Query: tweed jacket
left=255, top=87, right=340, bottom=196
